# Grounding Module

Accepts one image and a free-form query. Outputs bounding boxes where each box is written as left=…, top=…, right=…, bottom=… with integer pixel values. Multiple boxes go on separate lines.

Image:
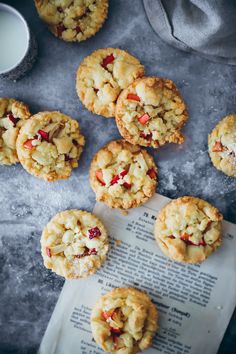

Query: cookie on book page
left=208, top=114, right=236, bottom=177
left=41, top=210, right=108, bottom=279
left=34, top=0, right=108, bottom=42
left=91, top=287, right=158, bottom=353
left=115, top=76, right=188, bottom=148
left=154, top=196, right=223, bottom=264
left=90, top=140, right=158, bottom=209
left=0, top=98, right=31, bottom=165
left=16, top=111, right=85, bottom=182
left=76, top=48, right=145, bottom=117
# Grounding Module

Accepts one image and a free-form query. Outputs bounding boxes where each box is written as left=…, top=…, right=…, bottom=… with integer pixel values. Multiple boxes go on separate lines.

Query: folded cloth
left=143, top=0, right=236, bottom=65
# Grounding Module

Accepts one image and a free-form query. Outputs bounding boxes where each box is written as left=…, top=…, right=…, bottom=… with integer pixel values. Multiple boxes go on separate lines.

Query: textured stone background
left=0, top=1, right=235, bottom=353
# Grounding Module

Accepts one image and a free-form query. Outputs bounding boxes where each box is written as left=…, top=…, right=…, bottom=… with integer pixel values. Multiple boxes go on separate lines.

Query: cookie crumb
left=120, top=209, right=128, bottom=216
left=115, top=239, right=122, bottom=246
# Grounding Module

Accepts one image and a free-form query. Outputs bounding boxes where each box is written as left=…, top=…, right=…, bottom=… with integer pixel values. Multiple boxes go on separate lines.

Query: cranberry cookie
left=76, top=48, right=145, bottom=117
left=41, top=209, right=108, bottom=279
left=208, top=114, right=236, bottom=177
left=115, top=77, right=188, bottom=148
left=91, top=287, right=158, bottom=354
left=0, top=98, right=31, bottom=165
left=90, top=140, right=157, bottom=209
left=16, top=111, right=85, bottom=181
left=155, top=196, right=223, bottom=264
left=34, top=0, right=108, bottom=42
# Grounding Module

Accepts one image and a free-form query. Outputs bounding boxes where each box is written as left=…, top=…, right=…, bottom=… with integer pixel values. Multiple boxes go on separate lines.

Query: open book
left=39, top=193, right=236, bottom=354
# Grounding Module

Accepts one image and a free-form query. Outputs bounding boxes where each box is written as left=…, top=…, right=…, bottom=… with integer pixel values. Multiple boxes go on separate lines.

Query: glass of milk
left=0, top=3, right=37, bottom=80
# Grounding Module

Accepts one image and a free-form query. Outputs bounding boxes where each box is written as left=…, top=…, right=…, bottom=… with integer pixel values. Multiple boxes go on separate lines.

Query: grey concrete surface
left=0, top=1, right=235, bottom=353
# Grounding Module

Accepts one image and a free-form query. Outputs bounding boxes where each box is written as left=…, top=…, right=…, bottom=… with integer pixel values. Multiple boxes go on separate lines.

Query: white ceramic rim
left=0, top=3, right=30, bottom=74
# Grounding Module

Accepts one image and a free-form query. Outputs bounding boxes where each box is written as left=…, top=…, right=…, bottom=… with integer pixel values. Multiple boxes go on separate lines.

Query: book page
left=39, top=193, right=236, bottom=354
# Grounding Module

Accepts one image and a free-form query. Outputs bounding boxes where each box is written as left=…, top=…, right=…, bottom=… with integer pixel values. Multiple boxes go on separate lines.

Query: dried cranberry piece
left=110, top=327, right=122, bottom=336
left=46, top=247, right=51, bottom=257
left=140, top=132, right=152, bottom=141
left=7, top=112, right=19, bottom=126
left=88, top=248, right=97, bottom=255
left=204, top=220, right=212, bottom=233
left=180, top=233, right=206, bottom=246
left=102, top=310, right=115, bottom=320
left=123, top=182, right=131, bottom=189
left=75, top=247, right=97, bottom=258
left=180, top=233, right=190, bottom=241
left=199, top=239, right=206, bottom=246
left=57, top=6, right=63, bottom=13
left=120, top=170, right=128, bottom=178
left=212, top=141, right=223, bottom=152
left=101, top=54, right=115, bottom=68
left=57, top=23, right=66, bottom=37
left=88, top=226, right=101, bottom=239
left=23, top=139, right=35, bottom=150
left=75, top=26, right=82, bottom=33
left=183, top=239, right=195, bottom=245
left=138, top=113, right=150, bottom=125
left=96, top=170, right=106, bottom=186
left=127, top=93, right=140, bottom=101
left=110, top=174, right=120, bottom=185
left=38, top=129, right=49, bottom=141
left=147, top=168, right=157, bottom=179
left=64, top=154, right=72, bottom=161
left=111, top=170, right=128, bottom=186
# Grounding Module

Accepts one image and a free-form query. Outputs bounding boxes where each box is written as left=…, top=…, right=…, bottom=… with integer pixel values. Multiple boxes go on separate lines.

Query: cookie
left=16, top=111, right=85, bottom=181
left=34, top=0, right=108, bottom=42
left=41, top=209, right=108, bottom=279
left=0, top=98, right=31, bottom=165
left=115, top=77, right=188, bottom=148
left=208, top=114, right=236, bottom=177
left=154, top=196, right=223, bottom=264
left=91, top=287, right=158, bottom=354
left=90, top=140, right=157, bottom=209
left=76, top=48, right=145, bottom=118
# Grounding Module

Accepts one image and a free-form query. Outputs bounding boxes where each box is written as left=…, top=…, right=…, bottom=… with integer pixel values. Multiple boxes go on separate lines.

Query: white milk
left=0, top=10, right=28, bottom=72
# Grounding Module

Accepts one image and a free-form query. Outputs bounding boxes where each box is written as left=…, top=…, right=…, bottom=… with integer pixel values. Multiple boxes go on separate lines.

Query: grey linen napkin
left=143, top=0, right=236, bottom=65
